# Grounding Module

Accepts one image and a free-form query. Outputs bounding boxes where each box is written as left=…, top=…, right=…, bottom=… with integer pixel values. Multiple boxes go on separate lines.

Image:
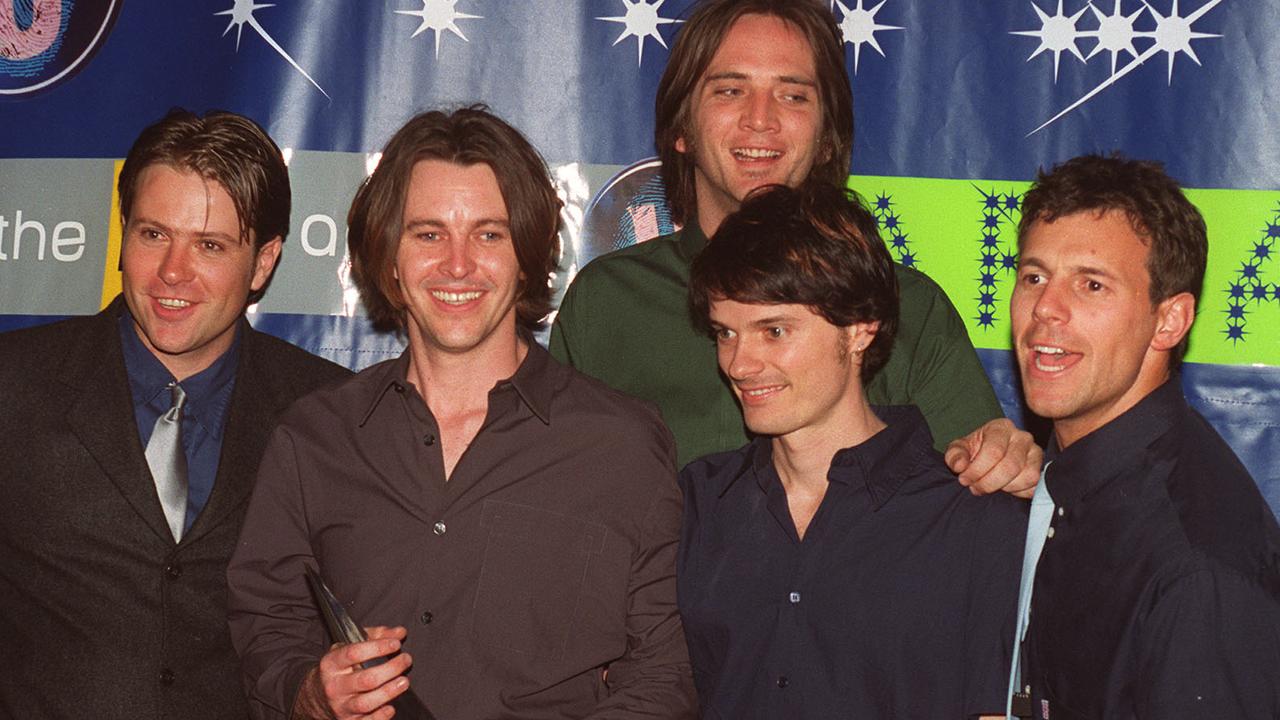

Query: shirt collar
left=724, top=405, right=935, bottom=511
left=359, top=328, right=558, bottom=427
left=675, top=216, right=708, bottom=264
left=117, top=305, right=241, bottom=437
left=1044, top=377, right=1183, bottom=506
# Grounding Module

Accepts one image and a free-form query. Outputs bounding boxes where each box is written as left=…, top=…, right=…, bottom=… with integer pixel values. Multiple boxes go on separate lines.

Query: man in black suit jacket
left=0, top=109, right=351, bottom=720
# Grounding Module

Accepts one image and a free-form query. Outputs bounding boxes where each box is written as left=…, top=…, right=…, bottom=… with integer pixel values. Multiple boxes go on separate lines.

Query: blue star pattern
left=1222, top=203, right=1279, bottom=345
left=872, top=193, right=918, bottom=268
left=972, top=186, right=1022, bottom=329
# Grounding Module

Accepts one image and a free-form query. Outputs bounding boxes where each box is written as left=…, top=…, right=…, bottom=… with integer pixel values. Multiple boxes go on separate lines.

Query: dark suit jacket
left=0, top=297, right=352, bottom=720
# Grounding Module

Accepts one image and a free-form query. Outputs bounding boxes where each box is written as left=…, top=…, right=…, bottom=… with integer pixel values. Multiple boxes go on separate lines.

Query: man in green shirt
left=551, top=0, right=1038, bottom=494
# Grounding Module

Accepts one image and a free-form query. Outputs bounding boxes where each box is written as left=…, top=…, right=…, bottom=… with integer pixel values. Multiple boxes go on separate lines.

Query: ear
left=1150, top=292, right=1195, bottom=353
left=250, top=237, right=283, bottom=292
left=848, top=320, right=880, bottom=353
left=675, top=136, right=688, bottom=154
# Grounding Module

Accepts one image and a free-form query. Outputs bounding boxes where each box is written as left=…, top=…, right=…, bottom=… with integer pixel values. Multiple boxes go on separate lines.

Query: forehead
left=1022, top=209, right=1151, bottom=276
left=709, top=297, right=825, bottom=325
left=130, top=164, right=242, bottom=229
left=403, top=160, right=508, bottom=217
left=705, top=13, right=817, bottom=79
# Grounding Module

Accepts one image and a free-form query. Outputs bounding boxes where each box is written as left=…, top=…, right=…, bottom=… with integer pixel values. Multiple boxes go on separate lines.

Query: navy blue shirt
left=1025, top=379, right=1280, bottom=720
left=677, top=405, right=1026, bottom=719
left=119, top=310, right=239, bottom=532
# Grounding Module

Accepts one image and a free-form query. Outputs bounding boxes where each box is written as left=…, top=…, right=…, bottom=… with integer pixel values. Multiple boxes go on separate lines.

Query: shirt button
left=159, top=668, right=175, bottom=686
left=165, top=563, right=183, bottom=579
left=1058, top=507, right=1065, bottom=517
left=393, top=383, right=405, bottom=394
left=788, top=592, right=801, bottom=604
left=433, top=522, right=447, bottom=536
left=1046, top=526, right=1056, bottom=539
left=423, top=434, right=435, bottom=446
left=776, top=676, right=789, bottom=689
left=419, top=611, right=433, bottom=625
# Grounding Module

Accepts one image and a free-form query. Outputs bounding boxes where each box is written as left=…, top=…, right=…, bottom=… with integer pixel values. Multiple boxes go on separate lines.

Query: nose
left=723, top=336, right=764, bottom=382
left=439, top=236, right=476, bottom=279
left=1029, top=280, right=1068, bottom=325
left=157, top=241, right=194, bottom=285
left=740, top=90, right=779, bottom=133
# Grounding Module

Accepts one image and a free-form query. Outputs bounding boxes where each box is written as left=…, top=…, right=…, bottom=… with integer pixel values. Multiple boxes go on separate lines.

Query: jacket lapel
left=62, top=302, right=177, bottom=544
left=182, top=325, right=277, bottom=544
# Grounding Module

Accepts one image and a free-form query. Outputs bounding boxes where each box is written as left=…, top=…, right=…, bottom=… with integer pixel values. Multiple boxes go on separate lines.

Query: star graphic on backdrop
left=832, top=0, right=903, bottom=75
left=1011, top=0, right=1089, bottom=83
left=1254, top=242, right=1273, bottom=260
left=1146, top=0, right=1222, bottom=84
left=597, top=0, right=681, bottom=67
left=875, top=193, right=893, bottom=210
left=397, top=0, right=482, bottom=59
left=900, top=250, right=917, bottom=267
left=1223, top=324, right=1245, bottom=342
left=1088, top=0, right=1145, bottom=74
left=1225, top=303, right=1246, bottom=319
left=1019, top=0, right=1224, bottom=135
left=215, top=0, right=329, bottom=98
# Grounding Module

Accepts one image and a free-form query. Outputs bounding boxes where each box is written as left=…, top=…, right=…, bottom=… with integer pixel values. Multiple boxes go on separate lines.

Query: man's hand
left=292, top=626, right=413, bottom=720
left=945, top=418, right=1042, bottom=499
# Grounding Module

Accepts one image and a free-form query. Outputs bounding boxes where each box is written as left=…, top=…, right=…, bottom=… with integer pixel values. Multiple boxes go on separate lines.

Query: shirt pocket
left=472, top=500, right=608, bottom=659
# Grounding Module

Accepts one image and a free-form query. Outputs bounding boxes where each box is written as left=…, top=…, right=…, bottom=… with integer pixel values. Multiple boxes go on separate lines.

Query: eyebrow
left=403, top=218, right=510, bottom=231
left=128, top=216, right=242, bottom=244
left=703, top=70, right=817, bottom=87
left=1019, top=256, right=1120, bottom=280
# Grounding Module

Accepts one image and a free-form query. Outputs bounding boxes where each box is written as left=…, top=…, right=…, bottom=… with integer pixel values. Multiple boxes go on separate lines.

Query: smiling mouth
left=431, top=290, right=483, bottom=305
left=1031, top=344, right=1080, bottom=373
left=738, top=384, right=784, bottom=400
left=156, top=298, right=191, bottom=309
left=732, top=147, right=782, bottom=160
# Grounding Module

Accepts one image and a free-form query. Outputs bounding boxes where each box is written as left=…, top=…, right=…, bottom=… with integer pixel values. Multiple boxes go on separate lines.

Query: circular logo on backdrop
left=579, top=157, right=680, bottom=268
left=1, top=0, right=121, bottom=96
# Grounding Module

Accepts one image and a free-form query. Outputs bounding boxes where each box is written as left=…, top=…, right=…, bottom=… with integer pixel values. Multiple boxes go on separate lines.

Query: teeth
left=432, top=290, right=482, bottom=305
left=1032, top=345, right=1071, bottom=373
left=157, top=298, right=190, bottom=309
left=733, top=148, right=781, bottom=159
left=743, top=386, right=781, bottom=397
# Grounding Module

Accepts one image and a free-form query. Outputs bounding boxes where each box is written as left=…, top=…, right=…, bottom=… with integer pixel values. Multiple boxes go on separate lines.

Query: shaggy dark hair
left=347, top=106, right=562, bottom=331
left=655, top=0, right=853, bottom=226
left=690, top=182, right=898, bottom=381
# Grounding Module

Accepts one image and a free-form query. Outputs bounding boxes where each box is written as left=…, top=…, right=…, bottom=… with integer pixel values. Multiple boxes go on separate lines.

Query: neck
left=1053, top=359, right=1171, bottom=449
left=771, top=394, right=886, bottom=490
left=405, top=327, right=527, bottom=418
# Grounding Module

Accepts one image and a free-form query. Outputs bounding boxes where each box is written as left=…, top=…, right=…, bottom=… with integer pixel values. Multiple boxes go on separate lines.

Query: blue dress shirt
left=677, top=405, right=1027, bottom=719
left=119, top=310, right=239, bottom=532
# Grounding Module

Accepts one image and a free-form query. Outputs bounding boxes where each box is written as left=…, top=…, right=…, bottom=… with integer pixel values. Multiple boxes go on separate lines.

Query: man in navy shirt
left=1011, top=155, right=1280, bottom=718
left=0, top=110, right=349, bottom=719
left=678, top=182, right=1024, bottom=719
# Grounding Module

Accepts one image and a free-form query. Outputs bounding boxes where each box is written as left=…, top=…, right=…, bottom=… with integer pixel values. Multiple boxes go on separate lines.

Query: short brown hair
left=118, top=108, right=290, bottom=251
left=690, top=182, right=898, bottom=381
left=347, top=106, right=562, bottom=332
left=1018, top=154, right=1207, bottom=363
left=655, top=0, right=854, bottom=227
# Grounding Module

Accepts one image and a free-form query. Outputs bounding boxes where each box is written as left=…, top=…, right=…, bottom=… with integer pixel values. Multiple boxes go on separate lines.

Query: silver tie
left=145, top=382, right=188, bottom=542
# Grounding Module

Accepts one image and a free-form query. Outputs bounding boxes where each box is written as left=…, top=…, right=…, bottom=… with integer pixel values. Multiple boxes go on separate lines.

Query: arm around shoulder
left=893, top=267, right=1003, bottom=447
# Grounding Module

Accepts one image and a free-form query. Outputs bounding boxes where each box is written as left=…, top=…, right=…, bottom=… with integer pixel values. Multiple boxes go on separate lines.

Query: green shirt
left=550, top=224, right=1003, bottom=468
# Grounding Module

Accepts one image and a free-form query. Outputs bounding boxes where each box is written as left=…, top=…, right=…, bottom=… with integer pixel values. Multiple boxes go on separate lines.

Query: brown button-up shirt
left=227, top=340, right=696, bottom=720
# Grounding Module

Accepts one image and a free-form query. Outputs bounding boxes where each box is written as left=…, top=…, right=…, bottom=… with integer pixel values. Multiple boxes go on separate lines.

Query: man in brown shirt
left=226, top=107, right=697, bottom=720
